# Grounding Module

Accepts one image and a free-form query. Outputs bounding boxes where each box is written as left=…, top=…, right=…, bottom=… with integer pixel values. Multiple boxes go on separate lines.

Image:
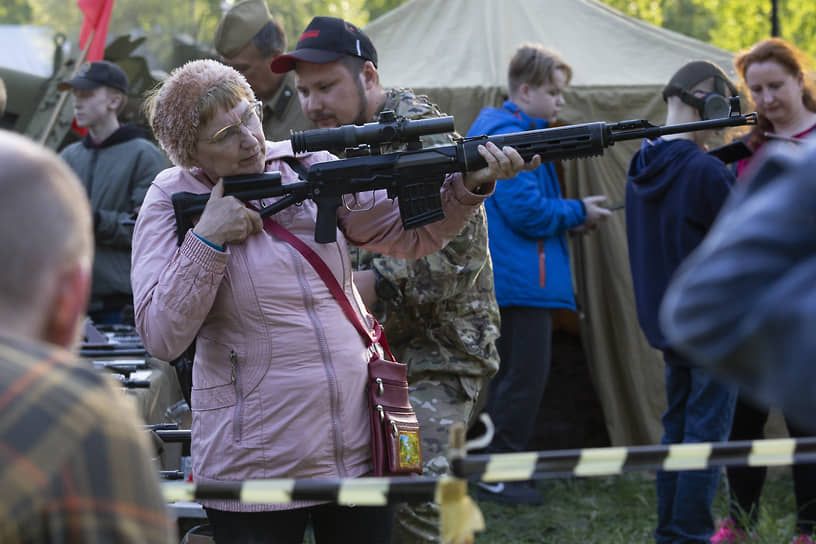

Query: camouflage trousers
left=392, top=373, right=485, bottom=544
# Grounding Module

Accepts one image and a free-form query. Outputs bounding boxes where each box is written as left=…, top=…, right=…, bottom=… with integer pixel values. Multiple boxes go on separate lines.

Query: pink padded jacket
left=131, top=141, right=492, bottom=511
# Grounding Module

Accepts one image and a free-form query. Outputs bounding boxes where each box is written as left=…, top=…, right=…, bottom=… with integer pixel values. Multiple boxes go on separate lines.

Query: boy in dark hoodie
left=58, top=61, right=167, bottom=324
left=625, top=60, right=739, bottom=544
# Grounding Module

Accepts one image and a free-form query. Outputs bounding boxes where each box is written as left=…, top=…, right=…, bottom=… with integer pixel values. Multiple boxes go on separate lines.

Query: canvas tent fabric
left=365, top=0, right=742, bottom=446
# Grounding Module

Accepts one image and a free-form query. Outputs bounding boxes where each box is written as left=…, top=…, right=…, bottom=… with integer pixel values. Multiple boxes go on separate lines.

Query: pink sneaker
left=791, top=535, right=815, bottom=544
left=710, top=518, right=751, bottom=543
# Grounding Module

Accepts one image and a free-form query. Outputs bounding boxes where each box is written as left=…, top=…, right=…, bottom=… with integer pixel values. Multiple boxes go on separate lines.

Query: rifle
left=172, top=100, right=757, bottom=244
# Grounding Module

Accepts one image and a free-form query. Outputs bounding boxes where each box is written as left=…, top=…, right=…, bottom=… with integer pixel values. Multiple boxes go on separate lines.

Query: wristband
left=192, top=231, right=225, bottom=252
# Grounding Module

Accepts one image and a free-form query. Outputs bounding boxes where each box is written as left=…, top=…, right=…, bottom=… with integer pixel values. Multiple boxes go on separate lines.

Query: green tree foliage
left=25, top=0, right=223, bottom=68
left=267, top=0, right=369, bottom=53
left=18, top=0, right=381, bottom=70
left=0, top=0, right=33, bottom=23
left=599, top=0, right=815, bottom=61
left=366, top=0, right=409, bottom=21
left=15, top=0, right=813, bottom=73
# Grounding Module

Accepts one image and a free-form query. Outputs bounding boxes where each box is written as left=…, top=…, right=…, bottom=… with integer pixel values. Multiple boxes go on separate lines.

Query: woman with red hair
left=733, top=37, right=816, bottom=179
left=712, top=37, right=816, bottom=544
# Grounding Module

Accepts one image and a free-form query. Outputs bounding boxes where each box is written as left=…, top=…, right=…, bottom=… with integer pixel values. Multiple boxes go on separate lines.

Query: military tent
left=365, top=0, right=744, bottom=446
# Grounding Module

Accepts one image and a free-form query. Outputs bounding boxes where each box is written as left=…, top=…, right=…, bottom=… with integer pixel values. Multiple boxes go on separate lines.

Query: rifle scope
left=290, top=110, right=455, bottom=154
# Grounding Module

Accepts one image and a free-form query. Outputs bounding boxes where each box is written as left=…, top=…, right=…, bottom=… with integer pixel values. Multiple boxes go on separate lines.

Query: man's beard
left=351, top=77, right=369, bottom=125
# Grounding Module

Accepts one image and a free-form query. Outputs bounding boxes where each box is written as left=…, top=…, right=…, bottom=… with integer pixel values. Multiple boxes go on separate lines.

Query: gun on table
left=172, top=100, right=757, bottom=244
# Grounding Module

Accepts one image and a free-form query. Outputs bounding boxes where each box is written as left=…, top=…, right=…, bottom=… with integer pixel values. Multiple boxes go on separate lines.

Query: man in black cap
left=213, top=0, right=310, bottom=140
left=58, top=60, right=167, bottom=324
left=624, top=59, right=739, bottom=543
left=271, top=16, right=393, bottom=130
left=272, top=16, right=502, bottom=544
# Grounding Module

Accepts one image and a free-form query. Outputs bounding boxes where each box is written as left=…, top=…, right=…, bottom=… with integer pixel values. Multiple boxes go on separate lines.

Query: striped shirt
left=0, top=334, right=176, bottom=543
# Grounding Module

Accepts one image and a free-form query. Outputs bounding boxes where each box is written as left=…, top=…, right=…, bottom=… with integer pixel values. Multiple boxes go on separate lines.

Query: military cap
left=270, top=16, right=377, bottom=73
left=57, top=61, right=129, bottom=94
left=214, top=0, right=273, bottom=58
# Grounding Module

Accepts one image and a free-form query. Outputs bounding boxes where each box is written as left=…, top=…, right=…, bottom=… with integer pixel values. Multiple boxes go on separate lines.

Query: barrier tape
left=163, top=476, right=441, bottom=505
left=452, top=437, right=816, bottom=482
left=161, top=437, right=816, bottom=504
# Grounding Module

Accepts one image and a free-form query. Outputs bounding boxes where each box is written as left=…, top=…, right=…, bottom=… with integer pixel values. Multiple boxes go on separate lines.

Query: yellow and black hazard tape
left=451, top=436, right=816, bottom=482
left=163, top=475, right=441, bottom=505
left=162, top=437, right=816, bottom=504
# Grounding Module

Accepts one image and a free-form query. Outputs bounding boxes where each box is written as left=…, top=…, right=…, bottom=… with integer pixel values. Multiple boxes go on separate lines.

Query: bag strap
left=261, top=217, right=395, bottom=361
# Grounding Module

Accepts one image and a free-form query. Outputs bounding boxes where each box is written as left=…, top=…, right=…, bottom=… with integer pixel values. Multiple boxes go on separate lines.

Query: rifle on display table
left=172, top=99, right=757, bottom=244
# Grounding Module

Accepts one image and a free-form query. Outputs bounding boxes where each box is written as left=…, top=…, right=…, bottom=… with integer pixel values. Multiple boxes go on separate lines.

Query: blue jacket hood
left=468, top=101, right=550, bottom=136
left=466, top=101, right=585, bottom=310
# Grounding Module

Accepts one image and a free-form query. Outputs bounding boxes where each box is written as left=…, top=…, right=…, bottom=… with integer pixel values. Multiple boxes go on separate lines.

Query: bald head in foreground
left=0, top=130, right=93, bottom=345
left=0, top=130, right=176, bottom=543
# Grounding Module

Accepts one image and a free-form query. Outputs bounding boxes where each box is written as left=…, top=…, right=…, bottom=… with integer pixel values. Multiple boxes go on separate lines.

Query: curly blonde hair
left=144, top=59, right=256, bottom=169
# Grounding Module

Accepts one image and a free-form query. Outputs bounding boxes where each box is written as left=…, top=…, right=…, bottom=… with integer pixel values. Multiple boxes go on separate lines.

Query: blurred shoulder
left=384, top=88, right=445, bottom=120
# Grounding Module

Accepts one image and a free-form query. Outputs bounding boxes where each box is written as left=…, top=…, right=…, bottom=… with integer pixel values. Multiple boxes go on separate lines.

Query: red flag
left=78, top=0, right=115, bottom=62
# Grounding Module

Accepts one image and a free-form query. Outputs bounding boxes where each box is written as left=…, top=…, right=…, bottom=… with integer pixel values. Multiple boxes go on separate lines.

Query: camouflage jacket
left=349, top=88, right=500, bottom=381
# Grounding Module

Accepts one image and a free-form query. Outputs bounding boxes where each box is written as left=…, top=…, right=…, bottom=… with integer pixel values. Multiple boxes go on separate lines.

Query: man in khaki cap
left=213, top=0, right=310, bottom=141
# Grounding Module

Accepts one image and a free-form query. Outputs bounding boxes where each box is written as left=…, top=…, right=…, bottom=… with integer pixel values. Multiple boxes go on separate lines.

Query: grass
left=471, top=469, right=802, bottom=543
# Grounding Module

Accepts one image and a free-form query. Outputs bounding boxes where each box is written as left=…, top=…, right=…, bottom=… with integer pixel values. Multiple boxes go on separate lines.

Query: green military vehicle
left=0, top=25, right=215, bottom=151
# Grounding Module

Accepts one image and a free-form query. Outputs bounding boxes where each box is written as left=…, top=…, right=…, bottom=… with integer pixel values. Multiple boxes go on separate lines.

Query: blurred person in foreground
left=132, top=58, right=537, bottom=544
left=624, top=60, right=740, bottom=543
left=214, top=0, right=310, bottom=140
left=0, top=129, right=175, bottom=543
left=270, top=16, right=503, bottom=542
left=704, top=37, right=816, bottom=544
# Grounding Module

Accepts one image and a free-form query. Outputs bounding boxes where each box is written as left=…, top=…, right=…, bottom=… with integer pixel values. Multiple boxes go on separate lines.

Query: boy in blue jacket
left=625, top=60, right=739, bottom=543
left=467, top=42, right=610, bottom=505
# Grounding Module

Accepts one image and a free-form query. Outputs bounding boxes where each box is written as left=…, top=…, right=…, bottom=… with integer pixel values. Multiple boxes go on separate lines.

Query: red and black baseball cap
left=270, top=16, right=377, bottom=73
left=58, top=61, right=129, bottom=94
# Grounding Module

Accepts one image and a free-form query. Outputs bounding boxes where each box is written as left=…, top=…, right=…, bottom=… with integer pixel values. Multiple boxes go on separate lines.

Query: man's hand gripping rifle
left=172, top=99, right=757, bottom=245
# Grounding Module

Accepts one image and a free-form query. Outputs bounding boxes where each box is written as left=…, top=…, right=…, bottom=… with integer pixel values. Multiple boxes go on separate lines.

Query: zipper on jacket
left=538, top=240, right=547, bottom=287
left=87, top=149, right=100, bottom=201
left=229, top=350, right=244, bottom=443
left=293, top=251, right=348, bottom=477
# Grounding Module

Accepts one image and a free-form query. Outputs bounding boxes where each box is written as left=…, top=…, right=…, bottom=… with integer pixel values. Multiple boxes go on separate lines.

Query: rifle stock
left=170, top=172, right=282, bottom=245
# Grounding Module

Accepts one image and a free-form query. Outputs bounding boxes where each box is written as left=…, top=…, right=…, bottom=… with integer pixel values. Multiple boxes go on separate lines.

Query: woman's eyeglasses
left=204, top=101, right=263, bottom=145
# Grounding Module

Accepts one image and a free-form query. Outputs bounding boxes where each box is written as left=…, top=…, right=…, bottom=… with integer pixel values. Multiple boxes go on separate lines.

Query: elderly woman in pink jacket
left=132, top=59, right=533, bottom=544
